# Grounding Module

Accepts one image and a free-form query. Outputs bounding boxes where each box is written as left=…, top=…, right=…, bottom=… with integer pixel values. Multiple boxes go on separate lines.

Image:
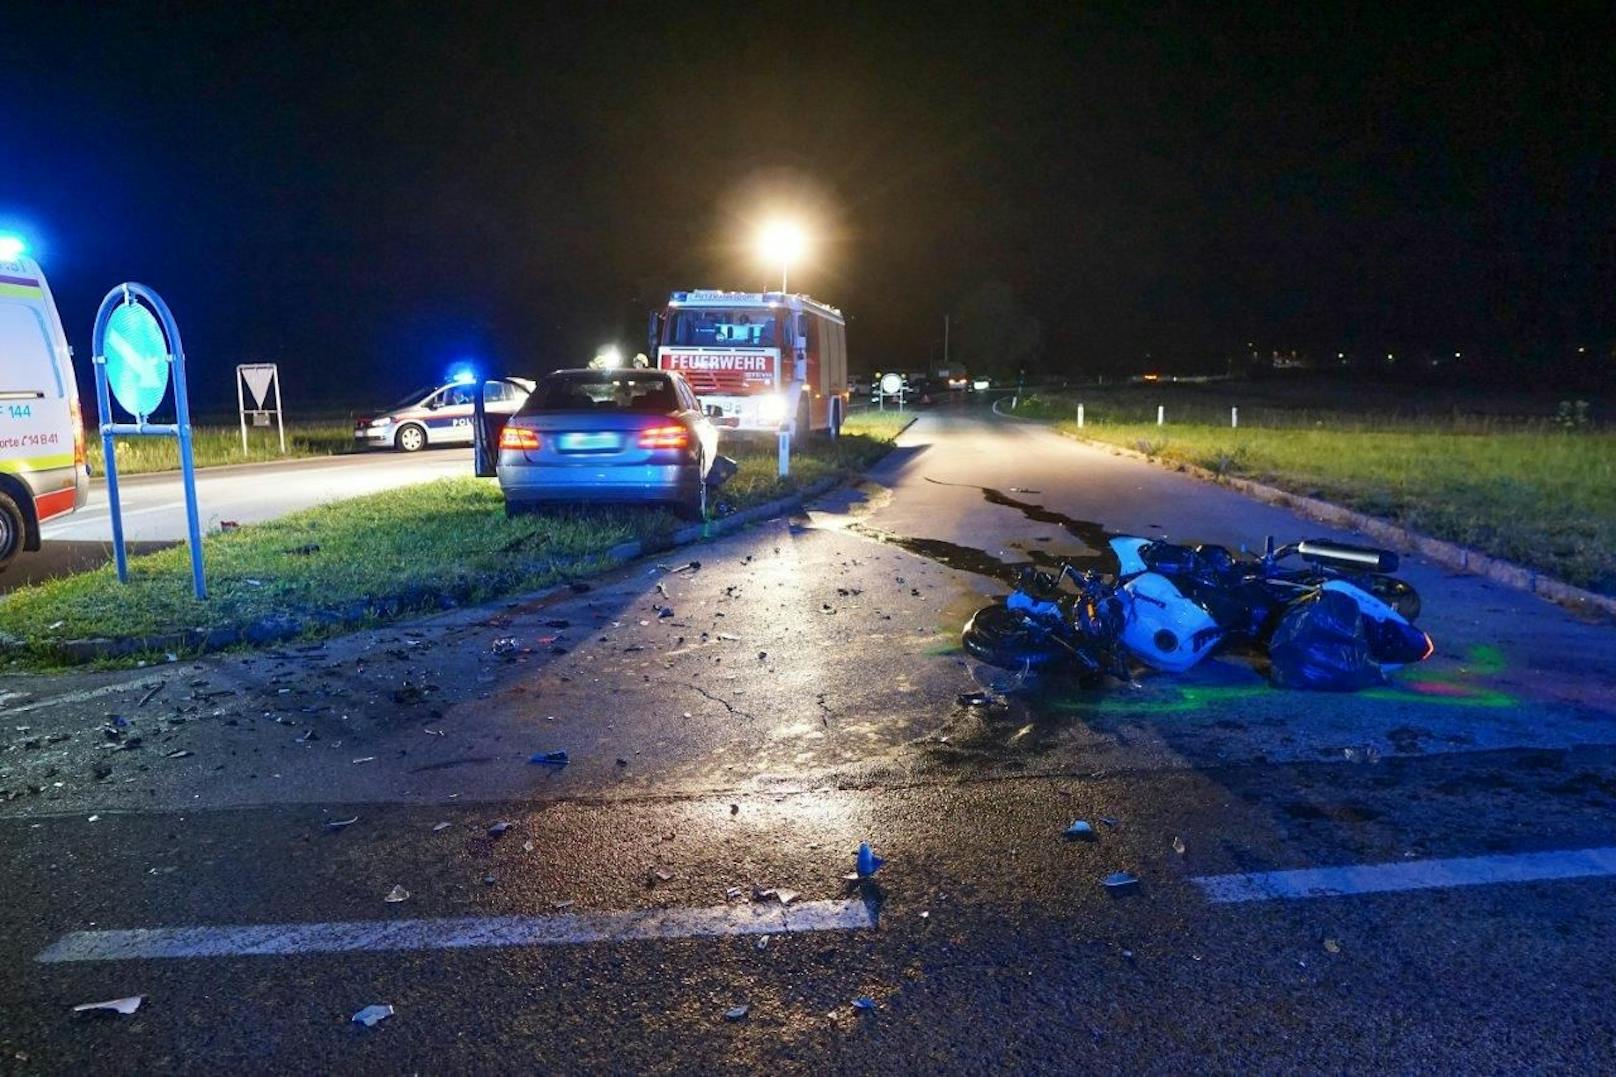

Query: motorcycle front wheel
left=962, top=603, right=1067, bottom=671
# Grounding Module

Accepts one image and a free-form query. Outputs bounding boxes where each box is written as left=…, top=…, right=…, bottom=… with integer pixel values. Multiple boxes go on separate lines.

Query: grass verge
left=1011, top=393, right=1615, bottom=593
left=89, top=422, right=358, bottom=475
left=1, top=418, right=902, bottom=667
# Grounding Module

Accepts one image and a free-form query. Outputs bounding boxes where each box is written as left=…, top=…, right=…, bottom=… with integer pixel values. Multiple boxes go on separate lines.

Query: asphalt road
left=0, top=408, right=1612, bottom=1073
left=2, top=449, right=471, bottom=592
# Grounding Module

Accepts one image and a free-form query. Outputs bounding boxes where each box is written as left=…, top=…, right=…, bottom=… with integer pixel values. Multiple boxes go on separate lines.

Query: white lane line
left=1193, top=846, right=1616, bottom=904
left=2, top=675, right=161, bottom=716
left=36, top=899, right=876, bottom=963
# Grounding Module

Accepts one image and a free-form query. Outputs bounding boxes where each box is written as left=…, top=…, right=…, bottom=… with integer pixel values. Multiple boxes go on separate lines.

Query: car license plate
left=558, top=432, right=621, bottom=451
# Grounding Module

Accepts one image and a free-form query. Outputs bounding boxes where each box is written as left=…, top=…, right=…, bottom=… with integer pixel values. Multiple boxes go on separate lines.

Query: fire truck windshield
left=663, top=308, right=780, bottom=348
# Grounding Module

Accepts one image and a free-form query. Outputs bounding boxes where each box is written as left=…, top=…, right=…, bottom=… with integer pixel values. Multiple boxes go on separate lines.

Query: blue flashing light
left=0, top=235, right=26, bottom=261
left=448, top=367, right=478, bottom=385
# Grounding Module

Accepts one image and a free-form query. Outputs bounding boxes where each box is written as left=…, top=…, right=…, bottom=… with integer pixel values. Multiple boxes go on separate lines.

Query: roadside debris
left=325, top=816, right=359, bottom=831
left=351, top=757, right=376, bottom=765
left=1099, top=816, right=1120, bottom=828
left=351, top=1004, right=393, bottom=1027
left=724, top=1005, right=749, bottom=1022
left=1101, top=871, right=1139, bottom=891
left=856, top=842, right=884, bottom=878
left=137, top=684, right=163, bottom=707
left=1063, top=820, right=1096, bottom=841
left=383, top=884, right=410, bottom=903
left=852, top=996, right=877, bottom=1011
left=529, top=751, right=569, bottom=766
left=488, top=821, right=512, bottom=838
left=1323, top=938, right=1341, bottom=953
left=774, top=889, right=800, bottom=906
left=72, top=996, right=143, bottom=1015
left=491, top=637, right=520, bottom=657
left=432, top=822, right=452, bottom=832
left=165, top=749, right=192, bottom=759
left=1172, top=836, right=1186, bottom=855
left=956, top=691, right=993, bottom=707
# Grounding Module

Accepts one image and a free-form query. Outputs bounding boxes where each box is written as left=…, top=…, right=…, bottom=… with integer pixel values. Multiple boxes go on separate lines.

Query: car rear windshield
left=521, top=373, right=678, bottom=414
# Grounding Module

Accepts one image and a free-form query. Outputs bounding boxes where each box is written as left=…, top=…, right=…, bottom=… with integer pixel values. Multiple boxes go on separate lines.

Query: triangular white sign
left=241, top=365, right=276, bottom=409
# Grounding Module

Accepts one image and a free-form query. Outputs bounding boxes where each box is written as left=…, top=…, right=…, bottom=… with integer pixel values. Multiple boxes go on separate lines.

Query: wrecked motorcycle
left=962, top=536, right=1433, bottom=691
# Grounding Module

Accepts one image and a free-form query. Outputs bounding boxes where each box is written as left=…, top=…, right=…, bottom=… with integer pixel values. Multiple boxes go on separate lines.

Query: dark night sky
left=2, top=2, right=1612, bottom=407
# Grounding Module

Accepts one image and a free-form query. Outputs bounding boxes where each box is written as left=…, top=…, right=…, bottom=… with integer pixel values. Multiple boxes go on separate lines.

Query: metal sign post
left=236, top=363, right=285, bottom=454
left=92, top=283, right=206, bottom=599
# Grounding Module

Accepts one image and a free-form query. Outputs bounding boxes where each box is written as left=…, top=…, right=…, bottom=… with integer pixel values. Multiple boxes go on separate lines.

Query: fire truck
left=653, top=290, right=849, bottom=435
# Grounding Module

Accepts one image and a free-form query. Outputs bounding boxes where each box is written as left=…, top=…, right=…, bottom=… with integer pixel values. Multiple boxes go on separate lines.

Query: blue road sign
left=103, top=300, right=171, bottom=418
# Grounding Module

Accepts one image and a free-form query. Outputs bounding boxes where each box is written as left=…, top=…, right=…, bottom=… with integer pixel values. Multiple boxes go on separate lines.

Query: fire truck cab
left=655, top=290, right=849, bottom=435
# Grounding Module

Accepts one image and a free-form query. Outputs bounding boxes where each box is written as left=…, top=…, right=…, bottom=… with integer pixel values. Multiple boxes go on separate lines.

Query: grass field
left=0, top=413, right=906, bottom=666
left=88, top=422, right=356, bottom=475
left=88, top=410, right=915, bottom=476
left=1012, top=389, right=1615, bottom=593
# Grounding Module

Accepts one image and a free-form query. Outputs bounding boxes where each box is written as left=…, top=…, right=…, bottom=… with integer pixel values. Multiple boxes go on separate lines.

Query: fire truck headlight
left=757, top=394, right=787, bottom=424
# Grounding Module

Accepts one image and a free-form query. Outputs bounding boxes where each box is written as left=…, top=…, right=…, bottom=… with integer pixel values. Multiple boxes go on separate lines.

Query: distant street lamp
left=757, top=221, right=806, bottom=293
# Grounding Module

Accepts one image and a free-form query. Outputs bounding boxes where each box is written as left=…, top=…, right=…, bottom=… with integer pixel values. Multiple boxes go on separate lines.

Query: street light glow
left=757, top=220, right=806, bottom=292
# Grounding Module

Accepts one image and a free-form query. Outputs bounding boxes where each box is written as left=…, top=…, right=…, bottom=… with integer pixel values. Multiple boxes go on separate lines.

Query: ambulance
left=0, top=239, right=90, bottom=572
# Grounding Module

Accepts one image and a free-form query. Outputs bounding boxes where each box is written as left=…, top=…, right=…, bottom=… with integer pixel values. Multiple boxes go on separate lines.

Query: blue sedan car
left=497, top=369, right=721, bottom=519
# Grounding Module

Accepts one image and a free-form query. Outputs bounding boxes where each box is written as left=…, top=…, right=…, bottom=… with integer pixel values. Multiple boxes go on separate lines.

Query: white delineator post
left=1157, top=405, right=1165, bottom=426
left=777, top=430, right=790, bottom=477
left=1231, top=406, right=1239, bottom=429
left=1077, top=403, right=1085, bottom=428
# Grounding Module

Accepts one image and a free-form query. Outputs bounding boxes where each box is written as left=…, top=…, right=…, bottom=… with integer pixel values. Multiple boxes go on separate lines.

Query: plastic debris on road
left=1172, top=836, right=1186, bottom=855
left=491, top=637, right=519, bottom=656
left=72, top=996, right=142, bottom=1015
left=165, top=749, right=192, bottom=759
left=1101, top=871, right=1139, bottom=891
left=856, top=842, right=884, bottom=877
left=1063, top=820, right=1096, bottom=841
left=488, top=821, right=512, bottom=838
left=852, top=996, right=877, bottom=1011
left=529, top=750, right=569, bottom=766
left=956, top=691, right=993, bottom=707
left=756, top=935, right=770, bottom=950
left=383, top=885, right=410, bottom=903
left=325, top=816, right=359, bottom=831
left=1324, top=938, right=1341, bottom=953
left=774, top=889, right=800, bottom=906
left=724, top=1005, right=749, bottom=1022
left=1099, top=816, right=1120, bottom=828
left=351, top=757, right=376, bottom=765
left=352, top=1004, right=393, bottom=1027
left=432, top=821, right=452, bottom=832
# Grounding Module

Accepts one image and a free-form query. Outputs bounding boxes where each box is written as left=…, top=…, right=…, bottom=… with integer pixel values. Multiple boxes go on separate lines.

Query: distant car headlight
left=757, top=395, right=787, bottom=424
left=972, top=378, right=991, bottom=391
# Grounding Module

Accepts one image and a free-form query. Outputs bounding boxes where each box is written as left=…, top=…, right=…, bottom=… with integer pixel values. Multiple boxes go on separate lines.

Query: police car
left=354, top=374, right=536, bottom=452
left=0, top=237, right=90, bottom=572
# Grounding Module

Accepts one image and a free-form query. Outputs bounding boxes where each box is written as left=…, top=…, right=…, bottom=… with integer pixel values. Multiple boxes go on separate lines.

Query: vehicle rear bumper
left=497, top=461, right=702, bottom=504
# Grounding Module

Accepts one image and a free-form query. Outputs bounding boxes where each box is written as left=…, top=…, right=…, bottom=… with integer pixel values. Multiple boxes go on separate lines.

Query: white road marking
left=1192, top=846, right=1616, bottom=904
left=36, top=898, right=876, bottom=963
left=2, top=676, right=162, bottom=716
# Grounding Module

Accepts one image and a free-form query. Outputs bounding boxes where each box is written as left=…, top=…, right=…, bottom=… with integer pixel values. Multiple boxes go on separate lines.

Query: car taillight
left=637, top=424, right=689, bottom=450
left=70, top=397, right=86, bottom=467
left=499, top=426, right=541, bottom=450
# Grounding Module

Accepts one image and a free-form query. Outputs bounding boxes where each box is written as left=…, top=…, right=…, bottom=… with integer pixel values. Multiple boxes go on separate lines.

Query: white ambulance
left=0, top=241, right=89, bottom=572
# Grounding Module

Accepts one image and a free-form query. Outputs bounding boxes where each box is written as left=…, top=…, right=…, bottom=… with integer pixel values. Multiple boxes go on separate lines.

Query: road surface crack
left=687, top=683, right=757, bottom=722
